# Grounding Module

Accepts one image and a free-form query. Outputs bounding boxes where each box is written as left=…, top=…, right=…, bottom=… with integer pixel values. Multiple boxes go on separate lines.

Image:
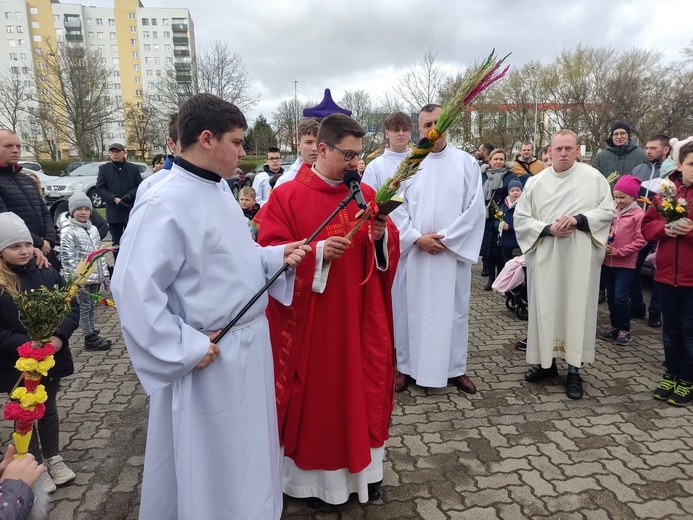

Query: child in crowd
left=498, top=178, right=523, bottom=262
left=60, top=192, right=112, bottom=352
left=0, top=212, right=78, bottom=493
left=0, top=444, right=46, bottom=519
left=600, top=175, right=647, bottom=345
left=239, top=186, right=260, bottom=241
left=643, top=142, right=693, bottom=406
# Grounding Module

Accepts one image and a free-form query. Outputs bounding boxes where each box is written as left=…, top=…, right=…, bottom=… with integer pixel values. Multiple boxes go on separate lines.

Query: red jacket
left=641, top=171, right=693, bottom=287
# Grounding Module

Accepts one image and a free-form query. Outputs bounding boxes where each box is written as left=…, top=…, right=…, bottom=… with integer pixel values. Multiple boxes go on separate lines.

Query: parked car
left=245, top=158, right=295, bottom=189
left=43, top=161, right=153, bottom=209
left=18, top=161, right=55, bottom=186
left=60, top=161, right=91, bottom=176
left=226, top=168, right=246, bottom=199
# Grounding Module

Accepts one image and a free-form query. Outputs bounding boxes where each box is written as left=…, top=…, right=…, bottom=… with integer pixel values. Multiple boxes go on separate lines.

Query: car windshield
left=20, top=162, right=41, bottom=171
left=70, top=163, right=102, bottom=176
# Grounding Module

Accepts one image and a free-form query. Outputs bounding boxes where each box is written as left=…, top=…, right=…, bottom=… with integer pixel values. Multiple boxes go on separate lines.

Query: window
left=53, top=14, right=60, bottom=22
left=114, top=83, right=121, bottom=89
left=87, top=18, right=93, bottom=25
left=88, top=31, right=94, bottom=39
left=98, top=44, right=104, bottom=52
left=37, top=61, right=45, bottom=70
left=164, top=44, right=171, bottom=51
left=35, top=48, right=42, bottom=55
left=152, top=31, right=157, bottom=38
left=113, top=70, right=120, bottom=77
left=111, top=45, right=117, bottom=52
left=89, top=44, right=96, bottom=51
left=133, top=64, right=140, bottom=71
left=55, top=28, right=63, bottom=36
left=5, top=12, right=14, bottom=20
left=115, top=95, right=122, bottom=102
left=135, top=90, right=142, bottom=97
left=166, top=56, right=172, bottom=63
left=134, top=77, right=141, bottom=84
left=9, top=52, right=18, bottom=60
left=131, top=38, right=137, bottom=45
left=163, top=31, right=170, bottom=38
left=10, top=66, right=19, bottom=74
left=144, top=56, right=152, bottom=63
left=31, top=21, right=39, bottom=28
left=146, top=69, right=153, bottom=77
left=17, top=39, right=23, bottom=46
left=129, top=26, right=136, bottom=33
left=95, top=18, right=102, bottom=25
left=16, top=26, right=22, bottom=33
left=22, top=66, right=29, bottom=74
left=141, top=18, right=148, bottom=25
left=30, top=7, right=38, bottom=15
left=110, top=32, right=116, bottom=40
left=19, top=52, right=26, bottom=60
left=151, top=18, right=157, bottom=25
left=15, top=12, right=21, bottom=20
left=132, top=51, right=138, bottom=58
left=128, top=13, right=135, bottom=20
left=112, top=57, right=119, bottom=64
left=142, top=30, right=149, bottom=37
left=97, top=32, right=104, bottom=39
left=156, top=69, right=161, bottom=77
left=108, top=19, right=114, bottom=26
left=143, top=44, right=151, bottom=51
left=163, top=18, right=169, bottom=25
left=8, top=39, right=15, bottom=46
left=32, top=34, right=40, bottom=42
left=154, top=56, right=160, bottom=64
left=153, top=44, right=159, bottom=51
left=6, top=26, right=14, bottom=33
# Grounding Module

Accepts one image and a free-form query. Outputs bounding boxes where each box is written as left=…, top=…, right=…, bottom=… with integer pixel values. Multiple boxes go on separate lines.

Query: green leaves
left=14, top=285, right=71, bottom=343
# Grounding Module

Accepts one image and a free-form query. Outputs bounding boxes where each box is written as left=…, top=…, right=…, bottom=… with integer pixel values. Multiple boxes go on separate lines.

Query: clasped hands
left=549, top=215, right=577, bottom=238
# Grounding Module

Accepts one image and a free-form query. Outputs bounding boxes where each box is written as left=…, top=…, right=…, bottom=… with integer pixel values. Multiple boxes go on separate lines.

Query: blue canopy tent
left=303, top=89, right=352, bottom=118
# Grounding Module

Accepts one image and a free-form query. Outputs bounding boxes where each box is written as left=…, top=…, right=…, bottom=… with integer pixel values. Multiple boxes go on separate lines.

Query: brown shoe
left=453, top=375, right=477, bottom=394
left=395, top=371, right=410, bottom=393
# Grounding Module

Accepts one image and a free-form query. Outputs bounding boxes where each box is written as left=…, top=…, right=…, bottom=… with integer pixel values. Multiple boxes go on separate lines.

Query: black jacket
left=0, top=164, right=56, bottom=249
left=95, top=161, right=142, bottom=224
left=0, top=259, right=77, bottom=392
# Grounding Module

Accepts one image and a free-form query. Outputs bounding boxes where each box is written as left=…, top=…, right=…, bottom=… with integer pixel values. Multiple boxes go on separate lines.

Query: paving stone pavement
left=3, top=266, right=690, bottom=519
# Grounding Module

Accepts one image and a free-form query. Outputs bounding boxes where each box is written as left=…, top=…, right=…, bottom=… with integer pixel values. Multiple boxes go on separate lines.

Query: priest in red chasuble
left=258, top=113, right=399, bottom=506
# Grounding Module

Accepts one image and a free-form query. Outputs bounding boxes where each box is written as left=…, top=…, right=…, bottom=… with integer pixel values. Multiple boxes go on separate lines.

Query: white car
left=43, top=161, right=153, bottom=208
left=18, top=161, right=56, bottom=186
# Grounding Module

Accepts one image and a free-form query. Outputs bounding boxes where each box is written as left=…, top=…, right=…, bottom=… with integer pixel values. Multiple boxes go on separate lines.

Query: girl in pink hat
left=600, top=175, right=647, bottom=345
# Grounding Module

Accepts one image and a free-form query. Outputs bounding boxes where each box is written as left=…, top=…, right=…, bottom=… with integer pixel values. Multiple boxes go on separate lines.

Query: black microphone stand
left=215, top=191, right=356, bottom=342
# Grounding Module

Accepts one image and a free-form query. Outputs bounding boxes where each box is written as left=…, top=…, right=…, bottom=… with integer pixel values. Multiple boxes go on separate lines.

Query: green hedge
left=38, top=160, right=77, bottom=177
left=240, top=159, right=265, bottom=173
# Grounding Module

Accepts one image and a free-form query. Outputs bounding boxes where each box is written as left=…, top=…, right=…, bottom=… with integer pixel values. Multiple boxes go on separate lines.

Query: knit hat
left=508, top=179, right=523, bottom=191
left=0, top=212, right=32, bottom=252
left=610, top=121, right=631, bottom=137
left=613, top=175, right=641, bottom=198
left=69, top=191, right=92, bottom=216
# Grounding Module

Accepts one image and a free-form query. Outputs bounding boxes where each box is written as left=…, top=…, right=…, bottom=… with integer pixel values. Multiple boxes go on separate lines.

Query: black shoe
left=368, top=480, right=382, bottom=501
left=566, top=373, right=584, bottom=399
left=524, top=361, right=558, bottom=383
left=653, top=374, right=677, bottom=401
left=515, top=338, right=527, bottom=351
left=84, top=332, right=111, bottom=352
left=305, top=497, right=325, bottom=509
left=598, top=289, right=606, bottom=304
left=481, top=261, right=488, bottom=277
left=667, top=380, right=693, bottom=407
left=484, top=278, right=494, bottom=291
left=648, top=312, right=662, bottom=328
left=630, top=305, right=647, bottom=319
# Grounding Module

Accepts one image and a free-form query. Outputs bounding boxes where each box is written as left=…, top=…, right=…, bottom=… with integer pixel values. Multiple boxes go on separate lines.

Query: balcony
left=174, top=61, right=191, bottom=70
left=173, top=49, right=189, bottom=57
left=172, top=35, right=188, bottom=45
left=65, top=33, right=83, bottom=42
left=64, top=19, right=81, bottom=29
left=171, top=23, right=187, bottom=32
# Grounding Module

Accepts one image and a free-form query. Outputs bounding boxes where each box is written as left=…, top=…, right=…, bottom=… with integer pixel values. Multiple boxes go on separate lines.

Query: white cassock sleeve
left=437, top=162, right=486, bottom=263
left=513, top=177, right=548, bottom=254
left=391, top=193, right=422, bottom=255
left=111, top=199, right=212, bottom=396
left=255, top=241, right=296, bottom=304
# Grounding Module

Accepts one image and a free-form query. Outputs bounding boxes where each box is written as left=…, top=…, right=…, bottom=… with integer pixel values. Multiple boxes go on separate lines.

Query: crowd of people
left=0, top=95, right=690, bottom=518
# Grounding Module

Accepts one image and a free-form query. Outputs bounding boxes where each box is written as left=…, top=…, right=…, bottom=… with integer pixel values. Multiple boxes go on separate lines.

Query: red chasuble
left=258, top=164, right=399, bottom=473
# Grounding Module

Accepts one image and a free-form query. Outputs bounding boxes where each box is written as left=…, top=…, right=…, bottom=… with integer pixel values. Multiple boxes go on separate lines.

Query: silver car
left=43, top=161, right=153, bottom=208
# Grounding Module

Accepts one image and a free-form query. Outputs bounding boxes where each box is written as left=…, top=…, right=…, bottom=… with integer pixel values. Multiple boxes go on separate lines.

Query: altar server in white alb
left=111, top=93, right=309, bottom=520
left=514, top=129, right=615, bottom=400
left=391, top=104, right=485, bottom=394
left=362, top=111, right=413, bottom=190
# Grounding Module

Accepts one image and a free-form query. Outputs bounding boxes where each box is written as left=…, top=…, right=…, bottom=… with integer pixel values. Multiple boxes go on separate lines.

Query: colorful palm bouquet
left=650, top=179, right=689, bottom=224
left=346, top=50, right=509, bottom=239
left=3, top=248, right=115, bottom=458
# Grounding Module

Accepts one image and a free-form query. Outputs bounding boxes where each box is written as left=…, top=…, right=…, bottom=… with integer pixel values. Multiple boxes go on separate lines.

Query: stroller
left=491, top=255, right=528, bottom=320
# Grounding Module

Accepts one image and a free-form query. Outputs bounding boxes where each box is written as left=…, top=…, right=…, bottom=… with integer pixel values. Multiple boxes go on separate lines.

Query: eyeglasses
left=268, top=157, right=281, bottom=161
left=325, top=142, right=365, bottom=161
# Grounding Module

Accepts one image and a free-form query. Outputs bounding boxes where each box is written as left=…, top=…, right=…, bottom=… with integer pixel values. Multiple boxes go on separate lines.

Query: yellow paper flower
left=19, top=392, right=40, bottom=408
left=15, top=357, right=39, bottom=372
left=661, top=200, right=672, bottom=210
left=676, top=205, right=685, bottom=213
left=36, top=356, right=55, bottom=376
left=11, top=387, right=27, bottom=400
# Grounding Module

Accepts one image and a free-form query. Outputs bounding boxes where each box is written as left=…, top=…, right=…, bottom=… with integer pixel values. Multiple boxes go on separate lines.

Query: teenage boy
left=362, top=111, right=413, bottom=190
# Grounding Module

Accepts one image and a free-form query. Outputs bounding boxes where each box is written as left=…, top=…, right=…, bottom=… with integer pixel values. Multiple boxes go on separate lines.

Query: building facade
left=0, top=0, right=194, bottom=158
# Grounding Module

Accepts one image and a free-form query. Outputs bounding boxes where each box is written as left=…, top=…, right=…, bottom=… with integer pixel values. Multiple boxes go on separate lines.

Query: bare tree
left=394, top=50, right=448, bottom=114
left=273, top=99, right=311, bottom=155
left=0, top=67, right=33, bottom=132
left=34, top=37, right=117, bottom=159
left=124, top=95, right=168, bottom=159
left=151, top=39, right=259, bottom=113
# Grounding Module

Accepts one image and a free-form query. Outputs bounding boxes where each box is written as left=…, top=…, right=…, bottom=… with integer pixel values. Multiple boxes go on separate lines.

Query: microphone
left=343, top=170, right=368, bottom=210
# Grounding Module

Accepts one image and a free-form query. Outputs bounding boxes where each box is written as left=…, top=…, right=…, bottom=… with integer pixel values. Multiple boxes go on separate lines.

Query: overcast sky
left=90, top=0, right=692, bottom=123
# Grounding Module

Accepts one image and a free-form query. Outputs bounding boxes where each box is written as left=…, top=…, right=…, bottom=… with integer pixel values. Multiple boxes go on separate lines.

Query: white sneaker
left=45, top=455, right=76, bottom=485
left=38, top=470, right=56, bottom=493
